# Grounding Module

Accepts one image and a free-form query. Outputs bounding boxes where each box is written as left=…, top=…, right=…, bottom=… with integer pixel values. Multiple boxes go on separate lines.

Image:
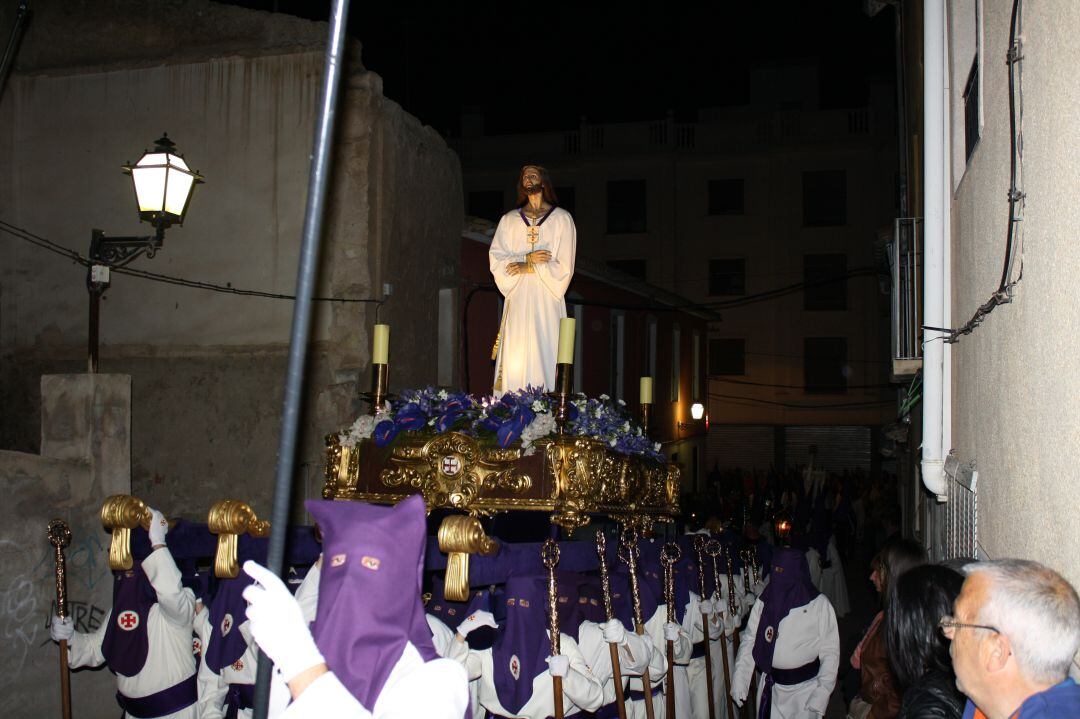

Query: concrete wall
left=947, top=0, right=1080, bottom=585
left=0, top=375, right=130, bottom=718
left=0, top=1, right=463, bottom=520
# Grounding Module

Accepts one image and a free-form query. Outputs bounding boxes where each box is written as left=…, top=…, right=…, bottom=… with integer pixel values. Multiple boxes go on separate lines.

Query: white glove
left=50, top=615, right=74, bottom=643
left=723, top=611, right=738, bottom=637
left=242, top=560, right=325, bottom=683
left=664, top=622, right=681, bottom=642
left=698, top=598, right=713, bottom=614
left=457, top=610, right=498, bottom=637
left=601, top=618, right=627, bottom=644
left=731, top=691, right=745, bottom=708
left=753, top=580, right=766, bottom=595
left=148, top=508, right=168, bottom=546
left=546, top=654, right=570, bottom=677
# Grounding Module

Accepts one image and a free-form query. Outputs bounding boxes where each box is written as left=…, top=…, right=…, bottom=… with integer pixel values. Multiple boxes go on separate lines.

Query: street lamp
left=87, top=134, right=202, bottom=372
left=678, top=401, right=707, bottom=431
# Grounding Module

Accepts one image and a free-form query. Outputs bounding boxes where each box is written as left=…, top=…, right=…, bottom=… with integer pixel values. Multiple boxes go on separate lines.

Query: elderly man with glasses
left=942, top=559, right=1080, bottom=719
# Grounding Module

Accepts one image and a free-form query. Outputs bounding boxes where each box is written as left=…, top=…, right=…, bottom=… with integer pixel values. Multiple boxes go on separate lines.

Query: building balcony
left=890, top=217, right=923, bottom=380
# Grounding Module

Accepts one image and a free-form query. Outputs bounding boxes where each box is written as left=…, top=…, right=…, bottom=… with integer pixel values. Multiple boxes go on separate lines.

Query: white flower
left=622, top=421, right=631, bottom=432
left=438, top=389, right=448, bottom=400
left=520, top=412, right=557, bottom=446
left=599, top=394, right=610, bottom=401
left=653, top=442, right=662, bottom=452
left=617, top=399, right=626, bottom=406
left=522, top=444, right=537, bottom=457
left=339, top=414, right=378, bottom=447
left=531, top=400, right=545, bottom=412
left=427, top=418, right=436, bottom=426
left=609, top=438, right=617, bottom=447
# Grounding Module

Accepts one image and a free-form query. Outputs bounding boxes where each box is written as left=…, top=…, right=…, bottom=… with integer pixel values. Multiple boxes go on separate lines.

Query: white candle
left=372, top=324, right=390, bottom=365
left=557, top=318, right=576, bottom=364
left=640, top=377, right=653, bottom=404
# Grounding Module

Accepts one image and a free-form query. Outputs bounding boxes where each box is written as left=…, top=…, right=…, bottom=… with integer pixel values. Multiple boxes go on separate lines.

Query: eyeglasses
left=938, top=615, right=1000, bottom=639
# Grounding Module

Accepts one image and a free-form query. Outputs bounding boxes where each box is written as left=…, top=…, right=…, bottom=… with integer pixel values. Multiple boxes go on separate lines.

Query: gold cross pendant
left=527, top=226, right=539, bottom=244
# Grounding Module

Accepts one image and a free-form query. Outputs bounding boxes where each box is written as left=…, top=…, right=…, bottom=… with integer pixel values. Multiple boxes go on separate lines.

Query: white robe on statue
left=489, top=206, right=576, bottom=392
left=67, top=548, right=198, bottom=719
left=730, top=595, right=839, bottom=719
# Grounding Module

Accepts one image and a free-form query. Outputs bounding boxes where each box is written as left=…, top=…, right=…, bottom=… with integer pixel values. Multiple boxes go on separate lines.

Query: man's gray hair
left=964, top=559, right=1080, bottom=684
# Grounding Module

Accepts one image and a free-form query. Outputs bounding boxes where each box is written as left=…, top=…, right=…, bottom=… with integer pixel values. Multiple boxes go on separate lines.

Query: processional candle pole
left=640, top=376, right=654, bottom=434
left=48, top=519, right=73, bottom=719
left=369, top=323, right=390, bottom=414
left=552, top=318, right=576, bottom=433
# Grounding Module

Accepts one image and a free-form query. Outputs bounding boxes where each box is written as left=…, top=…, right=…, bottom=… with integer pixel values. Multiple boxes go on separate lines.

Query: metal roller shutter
left=784, top=425, right=871, bottom=472
left=706, top=425, right=776, bottom=472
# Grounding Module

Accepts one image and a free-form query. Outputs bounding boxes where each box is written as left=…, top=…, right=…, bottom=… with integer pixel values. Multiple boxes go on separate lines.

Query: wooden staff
left=619, top=529, right=656, bottom=719
left=661, top=543, right=681, bottom=719
left=541, top=539, right=565, bottom=719
left=48, top=519, right=73, bottom=719
left=596, top=531, right=628, bottom=719
left=692, top=536, right=717, bottom=719
left=724, top=545, right=752, bottom=719
left=707, top=540, right=737, bottom=719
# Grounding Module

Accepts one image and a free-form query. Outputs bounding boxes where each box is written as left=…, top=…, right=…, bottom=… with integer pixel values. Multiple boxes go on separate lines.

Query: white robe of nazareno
left=575, top=619, right=655, bottom=711
left=489, top=206, right=576, bottom=393
left=817, top=538, right=850, bottom=618
left=467, top=631, right=604, bottom=718
left=730, top=595, right=839, bottom=719
left=67, top=548, right=199, bottom=719
left=280, top=643, right=470, bottom=719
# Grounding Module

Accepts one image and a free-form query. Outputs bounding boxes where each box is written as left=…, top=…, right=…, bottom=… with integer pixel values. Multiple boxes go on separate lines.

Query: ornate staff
left=541, top=539, right=565, bottom=719
left=619, top=529, right=656, bottom=719
left=741, top=548, right=752, bottom=596
left=48, top=519, right=73, bottom=719
left=660, top=543, right=681, bottom=719
left=725, top=545, right=755, bottom=719
left=692, top=536, right=717, bottom=719
left=707, top=540, right=737, bottom=719
left=596, top=531, right=628, bottom=719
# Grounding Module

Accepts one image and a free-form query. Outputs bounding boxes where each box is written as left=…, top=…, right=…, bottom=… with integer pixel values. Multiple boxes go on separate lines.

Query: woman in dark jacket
left=885, top=564, right=966, bottom=719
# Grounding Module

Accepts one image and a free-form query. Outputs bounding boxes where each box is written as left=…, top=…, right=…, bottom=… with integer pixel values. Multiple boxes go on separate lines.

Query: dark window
left=963, top=58, right=980, bottom=161
left=803, top=254, right=847, bottom=310
left=607, top=180, right=647, bottom=234
left=607, top=259, right=647, bottom=281
left=802, top=170, right=847, bottom=227
left=708, top=179, right=744, bottom=215
left=555, top=186, right=576, bottom=216
left=709, top=338, right=745, bottom=376
left=708, top=259, right=746, bottom=296
left=804, top=337, right=848, bottom=393
left=467, top=190, right=504, bottom=222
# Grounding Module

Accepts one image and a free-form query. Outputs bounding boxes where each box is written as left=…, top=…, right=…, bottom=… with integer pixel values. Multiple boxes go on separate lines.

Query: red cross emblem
left=193, top=638, right=202, bottom=655
left=117, top=611, right=140, bottom=631
left=221, top=613, right=234, bottom=636
left=765, top=626, right=775, bottom=643
left=441, top=456, right=461, bottom=476
left=232, top=659, right=244, bottom=671
left=509, top=654, right=520, bottom=680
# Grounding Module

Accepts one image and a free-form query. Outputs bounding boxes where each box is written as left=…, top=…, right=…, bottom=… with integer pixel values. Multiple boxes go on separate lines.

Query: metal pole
left=251, top=1, right=351, bottom=716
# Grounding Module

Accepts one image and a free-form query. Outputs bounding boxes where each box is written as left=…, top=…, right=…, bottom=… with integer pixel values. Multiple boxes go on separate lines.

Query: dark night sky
left=222, top=1, right=897, bottom=135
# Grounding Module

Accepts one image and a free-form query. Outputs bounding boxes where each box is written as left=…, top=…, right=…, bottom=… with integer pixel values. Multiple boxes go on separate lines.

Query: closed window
left=963, top=58, right=980, bottom=161
left=803, top=254, right=847, bottom=310
left=804, top=337, right=848, bottom=393
left=802, top=170, right=847, bottom=227
left=709, top=338, right=745, bottom=376
left=709, top=259, right=746, bottom=296
left=467, top=190, right=504, bottom=221
left=607, top=180, right=647, bottom=234
left=708, top=179, right=744, bottom=215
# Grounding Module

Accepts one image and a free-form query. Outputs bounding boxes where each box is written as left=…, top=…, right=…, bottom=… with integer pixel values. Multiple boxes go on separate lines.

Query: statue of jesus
left=489, top=165, right=577, bottom=393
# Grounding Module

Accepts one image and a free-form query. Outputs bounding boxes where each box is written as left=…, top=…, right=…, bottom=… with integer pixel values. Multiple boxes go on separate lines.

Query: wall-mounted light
left=679, top=402, right=707, bottom=431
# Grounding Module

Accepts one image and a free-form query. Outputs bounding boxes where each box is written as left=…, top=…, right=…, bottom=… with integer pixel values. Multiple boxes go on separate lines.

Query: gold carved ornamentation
left=207, top=500, right=271, bottom=579
left=323, top=431, right=679, bottom=528
left=437, top=515, right=499, bottom=601
left=101, top=495, right=151, bottom=571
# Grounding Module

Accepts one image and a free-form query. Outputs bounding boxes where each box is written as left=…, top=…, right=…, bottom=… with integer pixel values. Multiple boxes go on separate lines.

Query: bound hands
left=506, top=250, right=551, bottom=276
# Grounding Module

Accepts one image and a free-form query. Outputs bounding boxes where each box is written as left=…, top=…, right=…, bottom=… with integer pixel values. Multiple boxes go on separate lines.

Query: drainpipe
left=921, top=0, right=948, bottom=501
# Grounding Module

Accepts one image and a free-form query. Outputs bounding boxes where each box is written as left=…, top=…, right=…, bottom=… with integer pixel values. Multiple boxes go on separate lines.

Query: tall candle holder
left=551, top=362, right=573, bottom=434
left=369, top=362, right=389, bottom=415
left=641, top=402, right=653, bottom=435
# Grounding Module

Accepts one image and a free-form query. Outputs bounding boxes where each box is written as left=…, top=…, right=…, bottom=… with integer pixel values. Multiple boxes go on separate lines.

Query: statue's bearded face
left=521, top=167, right=543, bottom=195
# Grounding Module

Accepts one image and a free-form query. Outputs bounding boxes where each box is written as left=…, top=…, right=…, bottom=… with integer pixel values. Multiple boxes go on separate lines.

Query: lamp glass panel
left=132, top=166, right=167, bottom=212
left=690, top=402, right=705, bottom=420
left=168, top=154, right=190, bottom=171
left=164, top=168, right=195, bottom=217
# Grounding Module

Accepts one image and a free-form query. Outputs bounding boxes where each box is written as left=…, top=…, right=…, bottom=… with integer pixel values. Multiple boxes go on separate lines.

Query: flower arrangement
left=338, top=386, right=664, bottom=463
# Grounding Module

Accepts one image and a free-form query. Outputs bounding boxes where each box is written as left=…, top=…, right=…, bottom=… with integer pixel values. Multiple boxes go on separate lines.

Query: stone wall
left=0, top=2, right=462, bottom=520
left=0, top=375, right=130, bottom=718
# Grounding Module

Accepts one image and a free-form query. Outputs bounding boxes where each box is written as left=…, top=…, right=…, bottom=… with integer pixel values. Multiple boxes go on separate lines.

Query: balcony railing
left=890, top=218, right=923, bottom=377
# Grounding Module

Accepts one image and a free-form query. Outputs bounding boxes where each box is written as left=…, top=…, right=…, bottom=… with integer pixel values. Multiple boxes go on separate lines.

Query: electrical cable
left=0, top=220, right=382, bottom=304
left=948, top=0, right=1024, bottom=342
